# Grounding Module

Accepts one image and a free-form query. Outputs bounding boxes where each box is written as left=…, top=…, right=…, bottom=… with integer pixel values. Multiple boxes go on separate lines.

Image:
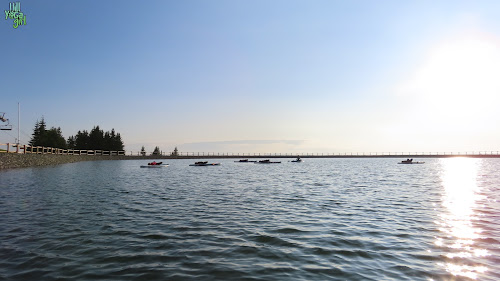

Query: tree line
left=141, top=146, right=178, bottom=156
left=29, top=117, right=124, bottom=151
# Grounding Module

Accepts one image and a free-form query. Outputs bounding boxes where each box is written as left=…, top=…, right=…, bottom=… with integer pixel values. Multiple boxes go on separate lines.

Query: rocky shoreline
left=0, top=154, right=160, bottom=170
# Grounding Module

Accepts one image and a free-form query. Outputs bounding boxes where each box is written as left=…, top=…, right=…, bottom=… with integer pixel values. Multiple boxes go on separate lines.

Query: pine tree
left=29, top=118, right=46, bottom=146
left=89, top=126, right=104, bottom=150
left=67, top=136, right=75, bottom=149
left=29, top=118, right=66, bottom=148
left=103, top=131, right=111, bottom=151
left=152, top=146, right=160, bottom=155
left=46, top=127, right=67, bottom=148
left=73, top=130, right=89, bottom=150
left=112, top=130, right=124, bottom=150
left=67, top=127, right=124, bottom=151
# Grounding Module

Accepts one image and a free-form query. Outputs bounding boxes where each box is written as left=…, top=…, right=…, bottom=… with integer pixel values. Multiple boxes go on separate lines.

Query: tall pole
left=17, top=102, right=20, bottom=145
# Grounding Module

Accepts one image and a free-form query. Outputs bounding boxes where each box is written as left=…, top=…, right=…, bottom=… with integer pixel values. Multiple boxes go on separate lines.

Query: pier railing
left=2, top=143, right=499, bottom=158
left=0, top=143, right=125, bottom=155
left=126, top=150, right=500, bottom=157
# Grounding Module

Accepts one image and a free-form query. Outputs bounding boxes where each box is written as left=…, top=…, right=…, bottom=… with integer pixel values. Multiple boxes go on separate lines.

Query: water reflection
left=436, top=158, right=489, bottom=279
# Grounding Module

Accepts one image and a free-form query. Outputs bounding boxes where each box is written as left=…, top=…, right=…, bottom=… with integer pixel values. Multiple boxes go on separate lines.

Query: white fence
left=0, top=143, right=125, bottom=155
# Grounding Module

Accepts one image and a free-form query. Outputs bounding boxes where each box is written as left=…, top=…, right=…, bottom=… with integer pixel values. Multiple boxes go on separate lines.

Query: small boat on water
left=140, top=161, right=169, bottom=168
left=291, top=157, right=302, bottom=163
left=398, top=159, right=425, bottom=164
left=189, top=161, right=221, bottom=166
left=255, top=159, right=281, bottom=164
left=234, top=159, right=257, bottom=163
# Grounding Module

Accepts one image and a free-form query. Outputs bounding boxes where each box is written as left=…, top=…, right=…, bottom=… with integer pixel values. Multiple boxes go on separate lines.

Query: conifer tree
left=67, top=136, right=76, bottom=149
left=89, top=126, right=104, bottom=150
left=29, top=118, right=46, bottom=146
left=29, top=117, right=67, bottom=148
left=152, top=146, right=160, bottom=155
left=67, top=127, right=124, bottom=151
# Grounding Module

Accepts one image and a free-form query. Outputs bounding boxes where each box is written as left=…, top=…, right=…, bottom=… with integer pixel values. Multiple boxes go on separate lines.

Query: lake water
left=0, top=158, right=499, bottom=280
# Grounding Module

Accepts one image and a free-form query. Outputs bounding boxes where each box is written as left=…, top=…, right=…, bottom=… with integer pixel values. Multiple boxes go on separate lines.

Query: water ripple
left=1, top=158, right=499, bottom=280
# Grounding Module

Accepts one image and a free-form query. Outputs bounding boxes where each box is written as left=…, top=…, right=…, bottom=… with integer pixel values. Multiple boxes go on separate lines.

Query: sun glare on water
left=435, top=158, right=489, bottom=279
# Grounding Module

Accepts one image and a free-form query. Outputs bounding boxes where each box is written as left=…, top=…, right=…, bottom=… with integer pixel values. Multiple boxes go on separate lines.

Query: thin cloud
left=180, top=140, right=306, bottom=152
left=182, top=140, right=305, bottom=146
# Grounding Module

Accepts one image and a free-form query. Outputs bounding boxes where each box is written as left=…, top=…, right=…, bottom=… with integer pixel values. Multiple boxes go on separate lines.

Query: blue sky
left=2, top=0, right=500, bottom=154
